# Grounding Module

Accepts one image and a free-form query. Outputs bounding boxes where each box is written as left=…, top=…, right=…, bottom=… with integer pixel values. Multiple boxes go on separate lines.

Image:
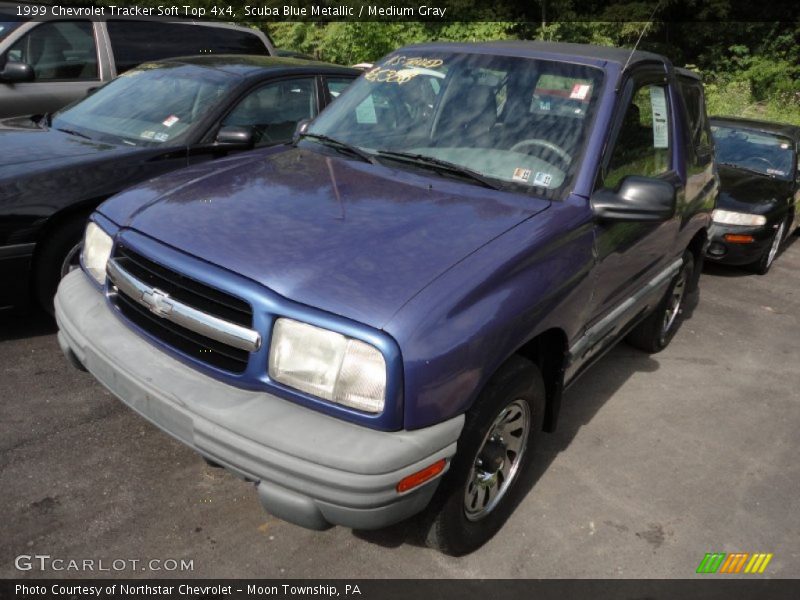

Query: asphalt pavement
left=1, top=238, right=799, bottom=579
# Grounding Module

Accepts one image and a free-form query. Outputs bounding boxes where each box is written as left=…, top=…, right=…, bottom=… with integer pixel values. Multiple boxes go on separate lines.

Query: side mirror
left=592, top=176, right=676, bottom=222
left=214, top=125, right=255, bottom=150
left=0, top=61, right=34, bottom=83
left=292, top=118, right=311, bottom=144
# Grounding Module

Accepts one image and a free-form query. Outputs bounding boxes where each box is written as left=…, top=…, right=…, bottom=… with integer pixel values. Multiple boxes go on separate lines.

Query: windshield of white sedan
left=306, top=52, right=604, bottom=195
left=52, top=63, right=236, bottom=145
left=712, top=125, right=796, bottom=179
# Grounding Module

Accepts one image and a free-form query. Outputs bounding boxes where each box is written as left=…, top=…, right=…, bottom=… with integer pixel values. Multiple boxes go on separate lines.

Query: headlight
left=712, top=209, right=767, bottom=227
left=268, top=318, right=387, bottom=413
left=81, top=221, right=113, bottom=285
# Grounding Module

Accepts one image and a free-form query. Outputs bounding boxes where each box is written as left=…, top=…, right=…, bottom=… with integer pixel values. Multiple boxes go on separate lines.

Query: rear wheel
left=34, top=217, right=87, bottom=316
left=627, top=250, right=694, bottom=354
left=750, top=219, right=785, bottom=275
left=422, top=356, right=545, bottom=556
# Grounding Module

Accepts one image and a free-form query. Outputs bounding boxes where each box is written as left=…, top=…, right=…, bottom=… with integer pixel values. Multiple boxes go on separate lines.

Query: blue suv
left=56, top=42, right=717, bottom=555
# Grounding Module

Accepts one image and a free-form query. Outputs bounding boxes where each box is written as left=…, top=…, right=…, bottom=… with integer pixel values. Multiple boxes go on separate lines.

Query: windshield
left=52, top=63, right=237, bottom=146
left=306, top=51, right=604, bottom=196
left=0, top=21, right=21, bottom=42
left=711, top=124, right=796, bottom=180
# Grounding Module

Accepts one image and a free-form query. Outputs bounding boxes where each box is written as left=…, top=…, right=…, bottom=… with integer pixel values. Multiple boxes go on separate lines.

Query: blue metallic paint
left=89, top=43, right=715, bottom=433
left=92, top=225, right=406, bottom=431
left=384, top=193, right=597, bottom=429
left=100, top=147, right=549, bottom=330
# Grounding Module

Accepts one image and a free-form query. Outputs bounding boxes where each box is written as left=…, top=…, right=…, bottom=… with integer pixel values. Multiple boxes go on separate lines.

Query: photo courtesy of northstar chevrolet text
left=1, top=0, right=799, bottom=594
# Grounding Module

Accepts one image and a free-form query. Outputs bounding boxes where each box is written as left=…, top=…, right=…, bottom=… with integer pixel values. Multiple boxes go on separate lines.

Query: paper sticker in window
left=533, top=172, right=553, bottom=187
left=570, top=83, right=591, bottom=100
left=512, top=168, right=531, bottom=182
left=649, top=86, right=669, bottom=149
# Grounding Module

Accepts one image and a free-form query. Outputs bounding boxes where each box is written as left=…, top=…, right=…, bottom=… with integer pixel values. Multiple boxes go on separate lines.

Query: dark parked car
left=0, top=5, right=275, bottom=118
left=0, top=55, right=358, bottom=312
left=55, top=42, right=716, bottom=555
left=707, top=117, right=800, bottom=273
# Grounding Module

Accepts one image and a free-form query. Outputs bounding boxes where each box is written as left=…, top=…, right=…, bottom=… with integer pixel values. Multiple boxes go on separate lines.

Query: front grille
left=109, top=244, right=254, bottom=373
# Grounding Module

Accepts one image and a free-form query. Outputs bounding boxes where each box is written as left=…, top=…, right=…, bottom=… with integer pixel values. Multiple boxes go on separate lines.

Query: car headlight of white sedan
left=268, top=318, right=387, bottom=413
left=712, top=209, right=767, bottom=227
left=81, top=221, right=114, bottom=285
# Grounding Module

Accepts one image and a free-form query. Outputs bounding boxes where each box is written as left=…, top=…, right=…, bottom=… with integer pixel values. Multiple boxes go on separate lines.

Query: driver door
left=587, top=69, right=682, bottom=344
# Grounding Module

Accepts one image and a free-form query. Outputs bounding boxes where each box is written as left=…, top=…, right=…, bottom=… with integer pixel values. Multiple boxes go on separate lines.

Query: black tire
left=34, top=217, right=87, bottom=316
left=626, top=250, right=694, bottom=354
left=749, top=218, right=786, bottom=275
left=422, top=355, right=546, bottom=556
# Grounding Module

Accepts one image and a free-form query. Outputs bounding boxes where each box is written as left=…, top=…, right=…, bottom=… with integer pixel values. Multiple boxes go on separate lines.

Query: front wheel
left=627, top=250, right=694, bottom=354
left=750, top=219, right=786, bottom=275
left=422, top=356, right=545, bottom=556
left=34, top=217, right=87, bottom=316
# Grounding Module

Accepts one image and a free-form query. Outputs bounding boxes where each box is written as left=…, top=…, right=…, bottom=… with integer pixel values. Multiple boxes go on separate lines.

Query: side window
left=107, top=22, right=188, bottom=73
left=679, top=79, right=712, bottom=167
left=325, top=76, right=355, bottom=100
left=605, top=84, right=671, bottom=189
left=107, top=22, right=267, bottom=74
left=197, top=26, right=269, bottom=55
left=7, top=21, right=97, bottom=81
left=222, top=78, right=316, bottom=146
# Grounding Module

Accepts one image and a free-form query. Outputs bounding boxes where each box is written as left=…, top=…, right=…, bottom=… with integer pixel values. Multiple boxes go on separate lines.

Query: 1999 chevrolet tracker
left=56, top=42, right=717, bottom=555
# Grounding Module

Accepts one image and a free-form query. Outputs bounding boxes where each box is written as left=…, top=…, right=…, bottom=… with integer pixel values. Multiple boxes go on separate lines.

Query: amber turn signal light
left=724, top=234, right=755, bottom=244
left=396, top=458, right=447, bottom=493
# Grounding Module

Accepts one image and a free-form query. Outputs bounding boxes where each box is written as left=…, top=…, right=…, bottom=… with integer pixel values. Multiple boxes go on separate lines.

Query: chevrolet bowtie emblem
left=142, top=288, right=173, bottom=317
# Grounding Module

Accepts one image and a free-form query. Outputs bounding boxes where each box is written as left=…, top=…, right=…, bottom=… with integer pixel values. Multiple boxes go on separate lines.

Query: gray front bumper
left=55, top=270, right=463, bottom=530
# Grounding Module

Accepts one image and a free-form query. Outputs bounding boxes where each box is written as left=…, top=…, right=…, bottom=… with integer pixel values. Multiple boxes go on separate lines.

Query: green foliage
left=705, top=81, right=800, bottom=126
left=267, top=22, right=517, bottom=64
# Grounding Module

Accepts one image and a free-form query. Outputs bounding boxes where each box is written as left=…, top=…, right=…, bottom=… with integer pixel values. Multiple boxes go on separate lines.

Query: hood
left=0, top=124, right=170, bottom=224
left=109, top=147, right=549, bottom=328
left=717, top=163, right=793, bottom=213
left=0, top=122, right=133, bottom=175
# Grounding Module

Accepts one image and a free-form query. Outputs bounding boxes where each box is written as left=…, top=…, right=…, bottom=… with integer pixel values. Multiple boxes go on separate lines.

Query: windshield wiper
left=301, top=133, right=376, bottom=164
left=56, top=127, right=92, bottom=140
left=718, top=161, right=783, bottom=178
left=375, top=150, right=501, bottom=190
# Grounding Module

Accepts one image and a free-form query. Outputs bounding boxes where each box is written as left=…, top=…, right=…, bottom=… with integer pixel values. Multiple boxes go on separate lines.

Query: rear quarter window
left=107, top=21, right=268, bottom=73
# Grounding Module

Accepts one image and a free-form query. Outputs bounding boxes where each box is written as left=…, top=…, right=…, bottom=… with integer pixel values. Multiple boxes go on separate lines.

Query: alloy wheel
left=464, top=399, right=531, bottom=521
left=765, top=221, right=785, bottom=270
left=661, top=265, right=688, bottom=342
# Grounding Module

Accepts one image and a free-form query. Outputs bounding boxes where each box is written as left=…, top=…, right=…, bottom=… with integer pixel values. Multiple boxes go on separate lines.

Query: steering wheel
left=510, top=138, right=572, bottom=167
